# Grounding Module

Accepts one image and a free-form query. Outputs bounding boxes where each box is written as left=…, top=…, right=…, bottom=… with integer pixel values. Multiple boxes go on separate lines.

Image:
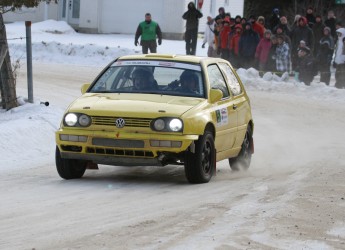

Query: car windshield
left=89, top=60, right=205, bottom=98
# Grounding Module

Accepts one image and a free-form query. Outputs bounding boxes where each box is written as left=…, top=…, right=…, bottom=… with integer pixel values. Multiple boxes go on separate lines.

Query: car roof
left=117, top=54, right=227, bottom=65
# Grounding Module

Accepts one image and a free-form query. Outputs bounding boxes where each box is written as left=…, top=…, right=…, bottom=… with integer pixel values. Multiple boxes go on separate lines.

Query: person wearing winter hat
left=182, top=1, right=203, bottom=55
left=269, top=8, right=280, bottom=30
left=202, top=16, right=217, bottom=57
left=291, top=16, right=314, bottom=71
left=333, top=28, right=345, bottom=88
left=249, top=14, right=265, bottom=38
left=275, top=34, right=290, bottom=75
left=257, top=16, right=266, bottom=29
left=238, top=22, right=260, bottom=69
left=219, top=17, right=231, bottom=60
left=312, top=14, right=325, bottom=57
left=316, top=26, right=334, bottom=85
left=229, top=24, right=243, bottom=68
left=255, top=29, right=272, bottom=73
left=296, top=45, right=317, bottom=85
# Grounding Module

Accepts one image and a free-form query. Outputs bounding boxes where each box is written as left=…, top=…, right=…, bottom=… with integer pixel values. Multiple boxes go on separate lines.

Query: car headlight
left=64, top=113, right=91, bottom=127
left=169, top=119, right=183, bottom=132
left=154, top=119, right=165, bottom=131
left=65, top=113, right=78, bottom=126
left=78, top=114, right=91, bottom=127
left=151, top=118, right=183, bottom=132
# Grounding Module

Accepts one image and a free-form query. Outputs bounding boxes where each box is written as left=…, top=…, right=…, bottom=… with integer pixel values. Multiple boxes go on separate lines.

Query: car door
left=218, top=62, right=248, bottom=148
left=207, top=64, right=238, bottom=153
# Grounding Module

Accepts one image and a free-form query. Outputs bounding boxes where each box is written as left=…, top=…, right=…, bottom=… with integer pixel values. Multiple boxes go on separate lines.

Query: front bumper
left=56, top=128, right=199, bottom=166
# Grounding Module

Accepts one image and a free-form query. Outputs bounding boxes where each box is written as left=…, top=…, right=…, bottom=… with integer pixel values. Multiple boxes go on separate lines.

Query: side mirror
left=81, top=83, right=91, bottom=94
left=209, top=89, right=223, bottom=103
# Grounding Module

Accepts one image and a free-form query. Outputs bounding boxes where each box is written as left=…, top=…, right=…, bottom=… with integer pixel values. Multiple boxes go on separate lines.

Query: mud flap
left=213, top=147, right=217, bottom=176
left=86, top=162, right=99, bottom=169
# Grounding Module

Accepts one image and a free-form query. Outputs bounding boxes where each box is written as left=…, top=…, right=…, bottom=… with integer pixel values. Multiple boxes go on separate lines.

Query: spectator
left=291, top=14, right=301, bottom=35
left=255, top=29, right=272, bottom=73
left=273, top=16, right=291, bottom=36
left=229, top=24, right=242, bottom=68
left=296, top=46, right=317, bottom=85
left=249, top=15, right=265, bottom=39
left=219, top=17, right=231, bottom=60
left=269, top=8, right=280, bottom=30
left=234, top=15, right=242, bottom=26
left=291, top=16, right=314, bottom=71
left=266, top=35, right=278, bottom=72
left=312, top=14, right=325, bottom=57
left=182, top=2, right=203, bottom=55
left=317, top=27, right=334, bottom=85
left=325, top=10, right=337, bottom=39
left=276, top=26, right=291, bottom=48
left=241, top=17, right=247, bottom=29
left=213, top=17, right=223, bottom=55
left=257, top=16, right=266, bottom=29
left=239, top=22, right=260, bottom=69
left=306, top=7, right=316, bottom=28
left=333, top=28, right=345, bottom=89
left=202, top=16, right=217, bottom=57
left=215, top=7, right=226, bottom=20
left=275, top=34, right=290, bottom=75
left=134, top=13, right=162, bottom=54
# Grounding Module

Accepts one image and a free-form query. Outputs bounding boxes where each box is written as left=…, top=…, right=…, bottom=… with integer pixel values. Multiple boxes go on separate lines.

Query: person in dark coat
left=269, top=8, right=280, bottom=31
left=239, top=22, right=260, bottom=69
left=182, top=1, right=203, bottom=55
left=312, top=15, right=325, bottom=57
left=291, top=16, right=314, bottom=71
left=135, top=13, right=162, bottom=54
left=324, top=10, right=337, bottom=40
left=306, top=7, right=316, bottom=28
left=273, top=16, right=291, bottom=37
left=317, top=27, right=334, bottom=85
left=266, top=35, right=278, bottom=72
left=296, top=46, right=317, bottom=85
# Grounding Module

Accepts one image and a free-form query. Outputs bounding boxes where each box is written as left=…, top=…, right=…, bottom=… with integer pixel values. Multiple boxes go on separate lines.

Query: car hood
left=67, top=93, right=206, bottom=118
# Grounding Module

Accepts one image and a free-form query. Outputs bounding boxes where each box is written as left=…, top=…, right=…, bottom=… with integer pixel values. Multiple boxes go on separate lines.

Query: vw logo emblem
left=115, top=118, right=125, bottom=128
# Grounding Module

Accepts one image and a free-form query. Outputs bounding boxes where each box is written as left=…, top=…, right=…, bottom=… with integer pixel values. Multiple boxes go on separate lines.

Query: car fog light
left=59, top=134, right=88, bottom=142
left=150, top=140, right=182, bottom=148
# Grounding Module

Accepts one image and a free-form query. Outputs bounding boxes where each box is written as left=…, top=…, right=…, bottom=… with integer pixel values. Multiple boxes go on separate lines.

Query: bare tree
left=0, top=0, right=57, bottom=110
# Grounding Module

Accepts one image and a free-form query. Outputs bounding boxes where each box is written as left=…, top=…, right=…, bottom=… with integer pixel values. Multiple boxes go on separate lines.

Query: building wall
left=78, top=0, right=98, bottom=33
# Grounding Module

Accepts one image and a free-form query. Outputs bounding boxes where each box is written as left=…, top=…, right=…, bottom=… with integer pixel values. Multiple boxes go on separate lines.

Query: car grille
left=92, top=138, right=144, bottom=148
left=86, top=147, right=154, bottom=158
left=91, top=116, right=152, bottom=128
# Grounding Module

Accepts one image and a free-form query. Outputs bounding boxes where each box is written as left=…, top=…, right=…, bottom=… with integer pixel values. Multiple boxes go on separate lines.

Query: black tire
left=55, top=146, right=87, bottom=179
left=184, top=131, right=215, bottom=184
left=229, top=126, right=253, bottom=171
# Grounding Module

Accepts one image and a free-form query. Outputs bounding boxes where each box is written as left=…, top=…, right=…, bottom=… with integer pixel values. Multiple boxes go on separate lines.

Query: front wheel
left=229, top=126, right=253, bottom=171
left=55, top=146, right=87, bottom=179
left=184, top=131, right=215, bottom=184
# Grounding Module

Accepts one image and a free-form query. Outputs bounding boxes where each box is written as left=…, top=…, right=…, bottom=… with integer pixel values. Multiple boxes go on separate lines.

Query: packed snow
left=1, top=20, right=345, bottom=249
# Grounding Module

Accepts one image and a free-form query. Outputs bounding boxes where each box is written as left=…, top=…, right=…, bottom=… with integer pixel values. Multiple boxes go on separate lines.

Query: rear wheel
left=55, top=146, right=87, bottom=179
left=184, top=131, right=215, bottom=184
left=229, top=126, right=253, bottom=171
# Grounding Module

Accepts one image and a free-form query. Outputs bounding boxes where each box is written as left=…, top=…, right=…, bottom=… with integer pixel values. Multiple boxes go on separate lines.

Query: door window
left=207, top=64, right=230, bottom=98
left=219, top=63, right=242, bottom=96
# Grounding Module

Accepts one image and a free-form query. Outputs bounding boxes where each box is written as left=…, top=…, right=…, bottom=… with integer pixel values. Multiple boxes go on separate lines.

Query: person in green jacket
left=135, top=13, right=162, bottom=54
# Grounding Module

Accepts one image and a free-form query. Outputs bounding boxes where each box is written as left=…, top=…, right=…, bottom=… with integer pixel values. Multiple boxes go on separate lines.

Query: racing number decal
left=215, top=108, right=228, bottom=126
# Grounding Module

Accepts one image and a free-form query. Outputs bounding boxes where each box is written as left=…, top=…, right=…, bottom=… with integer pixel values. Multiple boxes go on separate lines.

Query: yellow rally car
left=55, top=54, right=254, bottom=183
